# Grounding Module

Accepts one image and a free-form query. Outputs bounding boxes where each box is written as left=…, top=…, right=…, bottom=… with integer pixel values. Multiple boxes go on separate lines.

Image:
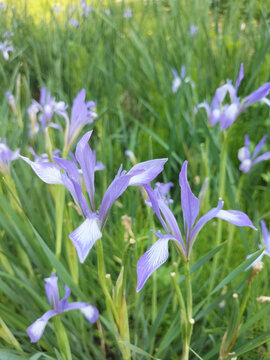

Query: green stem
left=184, top=261, right=193, bottom=357
left=53, top=316, right=72, bottom=360
left=96, top=239, right=119, bottom=324
left=209, top=131, right=228, bottom=291
left=55, top=186, right=65, bottom=260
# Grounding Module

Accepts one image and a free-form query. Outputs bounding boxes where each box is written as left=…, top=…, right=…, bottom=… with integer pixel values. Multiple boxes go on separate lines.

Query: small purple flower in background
left=81, top=0, right=92, bottom=15
left=136, top=161, right=256, bottom=291
left=197, top=63, right=270, bottom=130
left=171, top=66, right=192, bottom=93
left=105, top=9, right=111, bottom=15
left=21, top=131, right=167, bottom=262
left=29, top=87, right=67, bottom=133
left=69, top=18, right=80, bottom=28
left=146, top=182, right=174, bottom=207
left=0, top=40, right=13, bottom=60
left=6, top=91, right=17, bottom=115
left=0, top=139, right=20, bottom=175
left=238, top=135, right=270, bottom=173
left=27, top=274, right=98, bottom=343
left=3, top=31, right=14, bottom=38
left=63, top=89, right=98, bottom=153
left=190, top=25, right=198, bottom=36
left=124, top=8, right=132, bottom=19
left=0, top=2, right=5, bottom=10
left=246, top=221, right=270, bottom=269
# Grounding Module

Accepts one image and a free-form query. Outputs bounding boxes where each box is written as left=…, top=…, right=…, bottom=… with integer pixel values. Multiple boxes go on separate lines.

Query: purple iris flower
left=0, top=139, right=19, bottom=175
left=124, top=8, right=132, bottom=19
left=27, top=274, right=98, bottom=343
left=69, top=18, right=80, bottom=28
left=62, top=89, right=97, bottom=152
left=81, top=0, right=92, bottom=15
left=171, top=66, right=192, bottom=93
left=30, top=87, right=68, bottom=133
left=136, top=161, right=256, bottom=291
left=238, top=135, right=270, bottom=173
left=190, top=25, right=198, bottom=36
left=0, top=40, right=13, bottom=60
left=21, top=131, right=167, bottom=263
left=246, top=221, right=270, bottom=269
left=197, top=63, right=270, bottom=130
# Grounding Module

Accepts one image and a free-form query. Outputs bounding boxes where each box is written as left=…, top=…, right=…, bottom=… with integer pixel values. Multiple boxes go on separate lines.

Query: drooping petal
left=27, top=309, right=57, bottom=343
left=63, top=302, right=99, bottom=323
left=80, top=305, right=99, bottom=323
left=179, top=161, right=200, bottom=237
left=44, top=274, right=59, bottom=309
left=137, top=235, right=175, bottom=291
left=69, top=215, right=102, bottom=263
left=189, top=198, right=224, bottom=255
left=252, top=135, right=267, bottom=159
left=252, top=152, right=270, bottom=166
left=20, top=156, right=63, bottom=184
left=98, top=171, right=132, bottom=228
left=127, top=158, right=168, bottom=186
left=239, top=159, right=252, bottom=173
left=219, top=103, right=239, bottom=130
left=197, top=102, right=210, bottom=118
left=215, top=210, right=257, bottom=230
left=75, top=131, right=96, bottom=211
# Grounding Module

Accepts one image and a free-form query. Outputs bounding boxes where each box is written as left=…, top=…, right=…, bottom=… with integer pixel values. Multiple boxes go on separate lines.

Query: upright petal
left=127, top=158, right=168, bottom=186
left=44, top=274, right=59, bottom=309
left=261, top=221, right=270, bottom=256
left=27, top=310, right=57, bottom=343
left=215, top=210, right=257, bottom=230
left=98, top=171, right=132, bottom=228
left=144, top=184, right=170, bottom=234
left=252, top=135, right=267, bottom=159
left=20, top=156, right=63, bottom=184
left=137, top=235, right=175, bottom=291
left=179, top=161, right=200, bottom=238
left=235, top=63, right=244, bottom=92
left=75, top=131, right=96, bottom=211
left=59, top=286, right=71, bottom=312
left=69, top=215, right=102, bottom=263
left=158, top=198, right=185, bottom=252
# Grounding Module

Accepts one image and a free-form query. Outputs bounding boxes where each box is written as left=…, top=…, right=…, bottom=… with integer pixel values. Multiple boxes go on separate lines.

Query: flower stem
left=55, top=185, right=65, bottom=260
left=184, top=261, right=193, bottom=359
left=96, top=239, right=119, bottom=323
left=53, top=316, right=72, bottom=360
left=209, top=131, right=228, bottom=291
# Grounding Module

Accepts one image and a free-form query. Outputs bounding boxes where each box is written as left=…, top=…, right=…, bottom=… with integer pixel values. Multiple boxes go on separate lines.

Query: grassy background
left=0, top=0, right=269, bottom=359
